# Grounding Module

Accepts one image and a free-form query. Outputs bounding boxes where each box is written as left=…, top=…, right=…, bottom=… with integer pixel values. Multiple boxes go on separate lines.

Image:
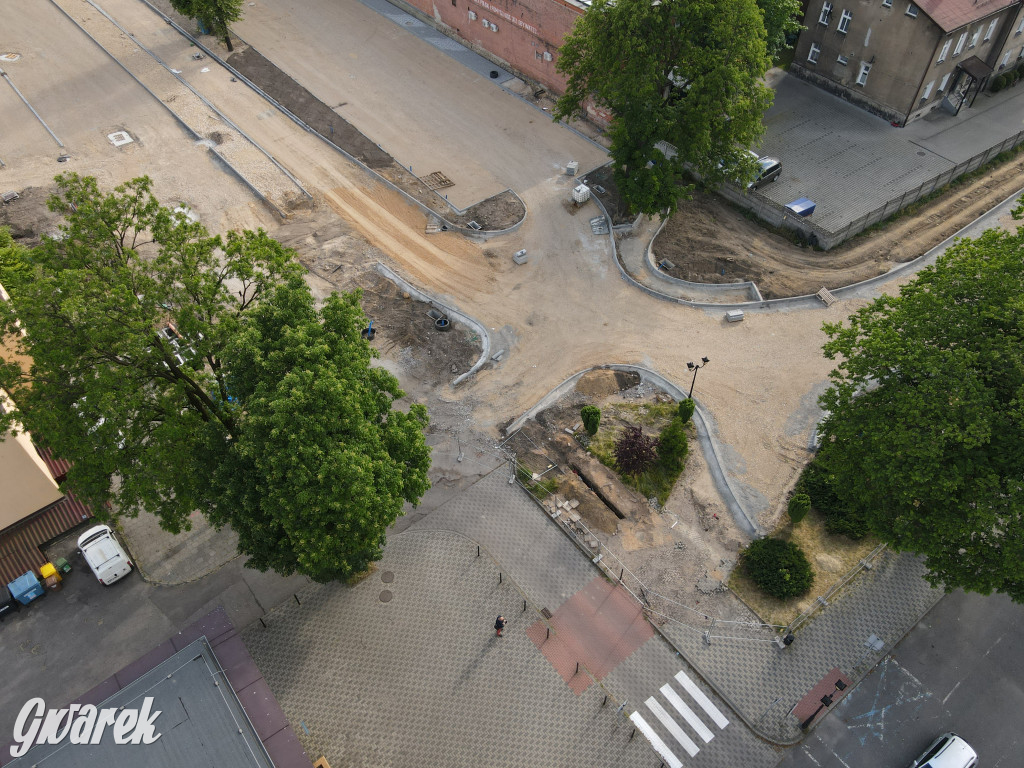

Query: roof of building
left=2, top=607, right=312, bottom=768
left=916, top=0, right=1019, bottom=33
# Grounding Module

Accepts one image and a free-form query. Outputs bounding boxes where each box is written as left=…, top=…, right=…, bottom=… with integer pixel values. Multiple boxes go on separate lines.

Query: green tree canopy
left=170, top=0, right=243, bottom=51
left=757, top=0, right=804, bottom=61
left=818, top=224, right=1024, bottom=600
left=0, top=174, right=431, bottom=583
left=0, top=226, right=31, bottom=294
left=554, top=0, right=774, bottom=216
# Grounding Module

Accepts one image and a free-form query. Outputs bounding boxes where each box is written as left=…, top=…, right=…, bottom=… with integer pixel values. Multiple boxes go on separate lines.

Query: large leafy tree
left=554, top=0, right=774, bottom=216
left=0, top=174, right=431, bottom=583
left=818, top=222, right=1024, bottom=600
left=757, top=0, right=803, bottom=61
left=170, top=0, right=243, bottom=52
left=0, top=227, right=31, bottom=292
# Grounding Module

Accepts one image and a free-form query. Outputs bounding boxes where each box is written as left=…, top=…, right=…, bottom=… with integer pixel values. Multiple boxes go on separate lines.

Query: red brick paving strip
left=527, top=576, right=654, bottom=695
left=791, top=667, right=852, bottom=724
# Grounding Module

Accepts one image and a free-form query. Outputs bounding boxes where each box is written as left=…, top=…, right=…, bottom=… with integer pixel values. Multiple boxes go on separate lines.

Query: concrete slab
left=233, top=0, right=606, bottom=209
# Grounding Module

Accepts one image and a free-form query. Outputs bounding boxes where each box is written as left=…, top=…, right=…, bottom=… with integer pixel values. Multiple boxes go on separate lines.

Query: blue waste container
left=786, top=198, right=816, bottom=217
left=8, top=571, right=45, bottom=605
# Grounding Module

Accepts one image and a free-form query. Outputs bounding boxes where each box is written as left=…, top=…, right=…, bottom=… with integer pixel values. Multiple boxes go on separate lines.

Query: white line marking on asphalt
left=661, top=684, right=714, bottom=743
left=674, top=670, right=730, bottom=728
left=941, top=680, right=961, bottom=705
left=646, top=696, right=700, bottom=757
left=815, top=734, right=853, bottom=768
left=629, top=712, right=683, bottom=768
left=802, top=745, right=822, bottom=766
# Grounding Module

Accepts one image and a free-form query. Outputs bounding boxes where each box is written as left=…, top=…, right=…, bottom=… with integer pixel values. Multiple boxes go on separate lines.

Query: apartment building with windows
left=793, top=0, right=1024, bottom=124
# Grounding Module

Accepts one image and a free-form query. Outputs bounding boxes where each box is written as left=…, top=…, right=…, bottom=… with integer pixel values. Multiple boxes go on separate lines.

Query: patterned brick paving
left=242, top=530, right=660, bottom=768
left=526, top=578, right=654, bottom=695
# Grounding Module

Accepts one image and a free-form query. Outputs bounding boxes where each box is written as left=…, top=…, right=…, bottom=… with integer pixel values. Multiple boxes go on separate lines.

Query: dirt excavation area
left=651, top=148, right=1024, bottom=298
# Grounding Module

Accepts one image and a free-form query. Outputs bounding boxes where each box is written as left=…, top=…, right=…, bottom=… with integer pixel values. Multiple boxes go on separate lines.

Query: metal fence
left=723, top=128, right=1024, bottom=250
left=783, top=543, right=888, bottom=637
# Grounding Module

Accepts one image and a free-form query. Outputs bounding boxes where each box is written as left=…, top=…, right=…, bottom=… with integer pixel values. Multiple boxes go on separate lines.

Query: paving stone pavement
left=242, top=530, right=664, bottom=768
left=407, top=465, right=597, bottom=611
left=660, top=548, right=944, bottom=744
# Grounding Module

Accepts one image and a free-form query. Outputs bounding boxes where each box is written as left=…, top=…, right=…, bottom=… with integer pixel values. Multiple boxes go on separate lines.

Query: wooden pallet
left=422, top=171, right=454, bottom=190
left=816, top=286, right=837, bottom=307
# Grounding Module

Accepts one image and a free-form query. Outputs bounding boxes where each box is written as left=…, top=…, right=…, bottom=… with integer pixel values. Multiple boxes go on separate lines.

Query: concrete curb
left=373, top=262, right=491, bottom=387
left=504, top=362, right=760, bottom=538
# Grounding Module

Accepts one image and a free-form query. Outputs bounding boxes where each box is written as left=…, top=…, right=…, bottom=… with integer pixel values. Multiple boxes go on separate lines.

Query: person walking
left=494, top=615, right=507, bottom=637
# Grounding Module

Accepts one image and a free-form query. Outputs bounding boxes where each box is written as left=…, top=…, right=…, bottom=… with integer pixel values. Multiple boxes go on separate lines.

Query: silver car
left=908, top=732, right=978, bottom=768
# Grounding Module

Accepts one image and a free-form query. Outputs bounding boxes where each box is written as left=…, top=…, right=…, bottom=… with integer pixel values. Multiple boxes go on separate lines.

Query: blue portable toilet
left=8, top=571, right=45, bottom=605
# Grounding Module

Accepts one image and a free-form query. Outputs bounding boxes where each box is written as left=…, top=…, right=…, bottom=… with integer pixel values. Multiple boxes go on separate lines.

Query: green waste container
left=54, top=557, right=72, bottom=575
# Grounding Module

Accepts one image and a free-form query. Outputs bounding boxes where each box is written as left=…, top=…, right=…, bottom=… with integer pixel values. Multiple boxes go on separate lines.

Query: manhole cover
left=379, top=590, right=393, bottom=603
left=381, top=570, right=395, bottom=583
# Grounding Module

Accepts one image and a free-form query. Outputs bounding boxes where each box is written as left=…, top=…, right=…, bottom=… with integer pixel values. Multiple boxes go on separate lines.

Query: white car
left=77, top=525, right=134, bottom=585
left=908, top=732, right=978, bottom=768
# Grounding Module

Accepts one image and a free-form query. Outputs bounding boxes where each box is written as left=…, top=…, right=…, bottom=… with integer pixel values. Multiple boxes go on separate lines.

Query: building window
left=468, top=9, right=476, bottom=19
left=543, top=51, right=553, bottom=61
left=938, top=72, right=950, bottom=92
left=1017, top=16, right=1024, bottom=36
left=953, top=32, right=967, bottom=56
left=864, top=28, right=871, bottom=46
left=906, top=3, right=918, bottom=17
left=882, top=0, right=892, bottom=6
left=938, top=39, right=951, bottom=62
left=857, top=62, right=871, bottom=85
left=1019, top=46, right=1024, bottom=60
left=1000, top=50, right=1011, bottom=68
left=921, top=80, right=934, bottom=100
left=808, top=43, right=821, bottom=63
left=969, top=30, right=980, bottom=48
left=838, top=9, right=852, bottom=33
left=837, top=54, right=849, bottom=65
left=819, top=2, right=833, bottom=26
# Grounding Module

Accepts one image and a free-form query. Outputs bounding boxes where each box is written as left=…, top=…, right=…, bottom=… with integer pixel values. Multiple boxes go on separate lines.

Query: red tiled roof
left=34, top=444, right=71, bottom=483
left=915, top=0, right=1018, bottom=33
left=0, top=492, right=96, bottom=584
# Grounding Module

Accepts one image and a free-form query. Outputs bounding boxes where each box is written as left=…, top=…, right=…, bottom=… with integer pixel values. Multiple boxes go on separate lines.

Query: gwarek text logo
left=10, top=697, right=162, bottom=758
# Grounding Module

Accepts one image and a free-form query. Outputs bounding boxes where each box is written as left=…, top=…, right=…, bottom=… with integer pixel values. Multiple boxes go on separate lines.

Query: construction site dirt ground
left=3, top=0, right=1024, bottom=635
left=649, top=147, right=1024, bottom=298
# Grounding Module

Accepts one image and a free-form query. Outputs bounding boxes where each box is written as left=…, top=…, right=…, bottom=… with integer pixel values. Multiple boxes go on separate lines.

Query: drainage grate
left=107, top=131, right=133, bottom=147
left=422, top=171, right=454, bottom=190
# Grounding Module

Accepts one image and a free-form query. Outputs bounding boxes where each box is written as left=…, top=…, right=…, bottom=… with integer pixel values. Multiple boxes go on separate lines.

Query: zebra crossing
left=629, top=670, right=731, bottom=768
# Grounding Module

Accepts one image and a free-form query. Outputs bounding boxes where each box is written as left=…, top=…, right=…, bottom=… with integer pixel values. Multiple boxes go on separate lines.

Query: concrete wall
left=399, top=0, right=583, bottom=93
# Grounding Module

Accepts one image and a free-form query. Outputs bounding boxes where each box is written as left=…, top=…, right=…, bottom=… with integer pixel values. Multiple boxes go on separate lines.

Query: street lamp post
left=686, top=357, right=710, bottom=398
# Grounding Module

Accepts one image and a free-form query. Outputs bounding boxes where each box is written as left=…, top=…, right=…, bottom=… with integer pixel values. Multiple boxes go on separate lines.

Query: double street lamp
left=687, top=357, right=710, bottom=398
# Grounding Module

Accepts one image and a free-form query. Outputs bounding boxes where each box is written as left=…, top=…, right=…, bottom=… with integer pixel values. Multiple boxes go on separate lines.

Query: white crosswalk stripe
left=674, top=670, right=730, bottom=729
left=646, top=696, right=700, bottom=757
left=629, top=712, right=683, bottom=768
left=630, top=668, right=733, bottom=766
left=660, top=683, right=714, bottom=743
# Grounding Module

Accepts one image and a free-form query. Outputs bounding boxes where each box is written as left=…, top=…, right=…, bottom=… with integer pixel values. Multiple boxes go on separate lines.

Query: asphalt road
left=0, top=527, right=307, bottom=743
left=777, top=589, right=1024, bottom=767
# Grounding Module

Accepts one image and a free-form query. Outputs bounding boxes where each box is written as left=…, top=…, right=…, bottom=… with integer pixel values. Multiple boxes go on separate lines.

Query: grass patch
left=515, top=464, right=559, bottom=499
left=730, top=506, right=879, bottom=628
left=585, top=400, right=688, bottom=505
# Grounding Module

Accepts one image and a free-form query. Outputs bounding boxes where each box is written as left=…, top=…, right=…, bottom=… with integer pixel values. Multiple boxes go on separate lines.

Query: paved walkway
left=758, top=71, right=1024, bottom=234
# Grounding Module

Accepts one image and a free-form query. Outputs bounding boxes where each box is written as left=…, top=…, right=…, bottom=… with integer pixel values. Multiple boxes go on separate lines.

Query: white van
left=77, top=525, right=133, bottom=585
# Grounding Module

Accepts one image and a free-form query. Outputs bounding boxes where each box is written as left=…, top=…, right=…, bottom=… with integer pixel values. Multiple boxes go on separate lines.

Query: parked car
left=749, top=153, right=782, bottom=189
left=908, top=732, right=978, bottom=768
left=77, top=525, right=133, bottom=585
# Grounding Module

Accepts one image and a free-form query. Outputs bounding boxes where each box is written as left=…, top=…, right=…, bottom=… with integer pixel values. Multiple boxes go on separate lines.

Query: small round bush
left=581, top=405, right=601, bottom=436
left=743, top=538, right=814, bottom=600
left=788, top=493, right=811, bottom=525
left=657, top=417, right=689, bottom=470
